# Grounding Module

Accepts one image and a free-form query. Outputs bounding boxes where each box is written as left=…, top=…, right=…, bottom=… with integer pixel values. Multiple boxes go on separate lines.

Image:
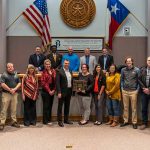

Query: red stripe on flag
left=108, top=17, right=120, bottom=49
left=23, top=12, right=42, bottom=36
left=30, top=5, right=44, bottom=23
left=43, top=18, right=51, bottom=42
left=46, top=15, right=50, bottom=27
left=26, top=8, right=43, bottom=29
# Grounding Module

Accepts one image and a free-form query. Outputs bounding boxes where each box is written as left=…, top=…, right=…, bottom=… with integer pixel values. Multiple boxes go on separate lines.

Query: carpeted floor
left=0, top=122, right=150, bottom=150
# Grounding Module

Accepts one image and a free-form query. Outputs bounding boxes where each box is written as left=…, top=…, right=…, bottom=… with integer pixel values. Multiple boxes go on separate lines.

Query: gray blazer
left=79, top=55, right=97, bottom=74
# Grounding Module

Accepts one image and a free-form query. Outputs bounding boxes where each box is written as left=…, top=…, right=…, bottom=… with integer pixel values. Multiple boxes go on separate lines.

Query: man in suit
left=98, top=48, right=114, bottom=73
left=56, top=59, right=73, bottom=127
left=46, top=45, right=62, bottom=69
left=29, top=46, right=46, bottom=71
left=139, top=56, right=150, bottom=130
left=79, top=48, right=97, bottom=74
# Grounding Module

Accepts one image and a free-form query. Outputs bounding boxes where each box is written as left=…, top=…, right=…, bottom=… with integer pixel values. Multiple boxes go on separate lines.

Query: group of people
left=0, top=45, right=150, bottom=131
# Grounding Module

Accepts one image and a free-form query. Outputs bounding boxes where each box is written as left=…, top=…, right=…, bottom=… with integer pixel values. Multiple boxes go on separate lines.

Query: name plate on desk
left=73, top=80, right=87, bottom=91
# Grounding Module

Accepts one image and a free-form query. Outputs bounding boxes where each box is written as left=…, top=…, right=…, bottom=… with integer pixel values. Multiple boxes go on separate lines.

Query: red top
left=23, top=75, right=38, bottom=100
left=41, top=69, right=56, bottom=93
left=94, top=76, right=99, bottom=93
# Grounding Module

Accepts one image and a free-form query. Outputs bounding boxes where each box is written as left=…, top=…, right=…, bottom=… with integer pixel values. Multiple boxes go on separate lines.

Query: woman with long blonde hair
left=22, top=64, right=39, bottom=126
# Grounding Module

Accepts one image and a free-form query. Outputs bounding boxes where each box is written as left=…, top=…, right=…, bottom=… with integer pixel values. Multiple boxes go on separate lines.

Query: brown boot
left=106, top=116, right=113, bottom=125
left=110, top=116, right=119, bottom=127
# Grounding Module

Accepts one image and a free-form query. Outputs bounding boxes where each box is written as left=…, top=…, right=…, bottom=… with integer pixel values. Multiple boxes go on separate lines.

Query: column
left=0, top=0, right=7, bottom=73
left=147, top=0, right=150, bottom=56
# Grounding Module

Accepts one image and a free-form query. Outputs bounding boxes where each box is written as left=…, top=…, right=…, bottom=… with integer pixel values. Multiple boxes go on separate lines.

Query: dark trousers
left=93, top=93, right=105, bottom=122
left=57, top=88, right=72, bottom=122
left=24, top=96, right=36, bottom=125
left=41, top=92, right=54, bottom=124
left=141, top=93, right=150, bottom=125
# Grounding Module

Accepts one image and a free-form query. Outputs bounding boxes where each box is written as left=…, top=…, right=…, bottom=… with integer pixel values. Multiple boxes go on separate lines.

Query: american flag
left=23, top=0, right=51, bottom=49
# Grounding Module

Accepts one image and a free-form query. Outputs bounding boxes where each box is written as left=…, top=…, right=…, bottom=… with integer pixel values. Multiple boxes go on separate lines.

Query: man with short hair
left=79, top=48, right=97, bottom=74
left=29, top=46, right=46, bottom=71
left=0, top=63, right=21, bottom=129
left=46, top=45, right=62, bottom=69
left=62, top=47, right=80, bottom=72
left=98, top=48, right=114, bottom=73
left=139, top=57, right=150, bottom=130
left=120, top=57, right=139, bottom=129
left=56, top=59, right=73, bottom=127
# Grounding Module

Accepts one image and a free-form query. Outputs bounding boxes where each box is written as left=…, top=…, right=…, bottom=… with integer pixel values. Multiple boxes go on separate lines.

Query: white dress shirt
left=63, top=68, right=72, bottom=88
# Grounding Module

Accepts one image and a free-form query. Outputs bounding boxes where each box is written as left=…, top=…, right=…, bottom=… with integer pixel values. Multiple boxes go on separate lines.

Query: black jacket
left=98, top=55, right=114, bottom=70
left=46, top=52, right=62, bottom=69
left=29, top=53, right=46, bottom=71
left=77, top=73, right=93, bottom=96
left=93, top=74, right=106, bottom=93
left=56, top=68, right=72, bottom=97
left=138, top=67, right=150, bottom=89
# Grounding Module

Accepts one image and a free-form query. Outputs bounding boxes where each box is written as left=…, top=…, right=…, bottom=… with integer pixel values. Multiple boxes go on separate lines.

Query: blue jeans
left=141, top=93, right=150, bottom=125
left=106, top=98, right=120, bottom=117
left=93, top=93, right=105, bottom=122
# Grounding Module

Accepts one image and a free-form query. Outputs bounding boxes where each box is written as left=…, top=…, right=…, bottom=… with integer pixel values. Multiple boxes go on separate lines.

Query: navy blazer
left=98, top=54, right=114, bottom=70
left=29, top=53, right=46, bottom=71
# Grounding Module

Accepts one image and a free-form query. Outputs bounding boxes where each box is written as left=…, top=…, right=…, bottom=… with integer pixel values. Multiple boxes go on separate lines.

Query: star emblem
left=111, top=3, right=120, bottom=15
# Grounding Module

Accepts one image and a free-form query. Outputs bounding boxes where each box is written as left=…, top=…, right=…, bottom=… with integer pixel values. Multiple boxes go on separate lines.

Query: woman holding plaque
left=22, top=64, right=39, bottom=126
left=41, top=59, right=56, bottom=125
left=93, top=64, right=106, bottom=125
left=105, top=64, right=121, bottom=127
left=77, top=64, right=93, bottom=125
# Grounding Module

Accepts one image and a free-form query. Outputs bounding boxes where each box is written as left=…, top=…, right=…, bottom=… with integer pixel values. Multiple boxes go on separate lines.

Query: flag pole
left=130, top=12, right=148, bottom=32
left=105, top=3, right=109, bottom=46
left=6, top=13, right=22, bottom=32
left=105, top=8, right=112, bottom=53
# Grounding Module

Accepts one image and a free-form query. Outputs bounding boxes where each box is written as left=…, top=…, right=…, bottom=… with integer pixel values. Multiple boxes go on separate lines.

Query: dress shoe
left=132, top=124, right=137, bottom=129
left=139, top=124, right=147, bottom=130
left=30, top=122, right=36, bottom=126
left=58, top=122, right=64, bottom=127
left=120, top=122, right=129, bottom=127
left=11, top=122, right=20, bottom=128
left=64, top=121, right=73, bottom=124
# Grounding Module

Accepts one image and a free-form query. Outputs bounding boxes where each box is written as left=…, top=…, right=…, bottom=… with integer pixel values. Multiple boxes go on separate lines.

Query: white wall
left=7, top=0, right=147, bottom=37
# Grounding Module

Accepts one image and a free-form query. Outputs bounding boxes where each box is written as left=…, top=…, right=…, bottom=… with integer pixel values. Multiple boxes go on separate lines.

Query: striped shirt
left=23, top=75, right=38, bottom=100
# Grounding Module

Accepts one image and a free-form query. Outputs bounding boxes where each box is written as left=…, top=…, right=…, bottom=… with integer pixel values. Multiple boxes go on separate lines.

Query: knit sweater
left=106, top=73, right=121, bottom=100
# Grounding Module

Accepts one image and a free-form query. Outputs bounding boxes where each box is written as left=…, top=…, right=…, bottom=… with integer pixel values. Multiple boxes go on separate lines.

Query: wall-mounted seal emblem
left=60, top=0, right=96, bottom=28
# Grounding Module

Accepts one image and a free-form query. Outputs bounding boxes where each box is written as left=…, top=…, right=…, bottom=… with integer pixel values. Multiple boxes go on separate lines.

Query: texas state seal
left=60, top=0, right=96, bottom=28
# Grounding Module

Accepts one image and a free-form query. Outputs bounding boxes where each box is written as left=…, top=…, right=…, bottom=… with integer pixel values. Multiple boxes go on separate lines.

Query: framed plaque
left=73, top=80, right=87, bottom=91
left=52, top=37, right=104, bottom=52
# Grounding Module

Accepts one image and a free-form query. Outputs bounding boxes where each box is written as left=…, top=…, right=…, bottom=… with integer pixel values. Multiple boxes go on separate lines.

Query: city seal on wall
left=60, top=0, right=96, bottom=28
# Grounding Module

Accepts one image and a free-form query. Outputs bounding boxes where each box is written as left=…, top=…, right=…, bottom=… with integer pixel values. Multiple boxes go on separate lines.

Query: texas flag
left=106, top=0, right=130, bottom=49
